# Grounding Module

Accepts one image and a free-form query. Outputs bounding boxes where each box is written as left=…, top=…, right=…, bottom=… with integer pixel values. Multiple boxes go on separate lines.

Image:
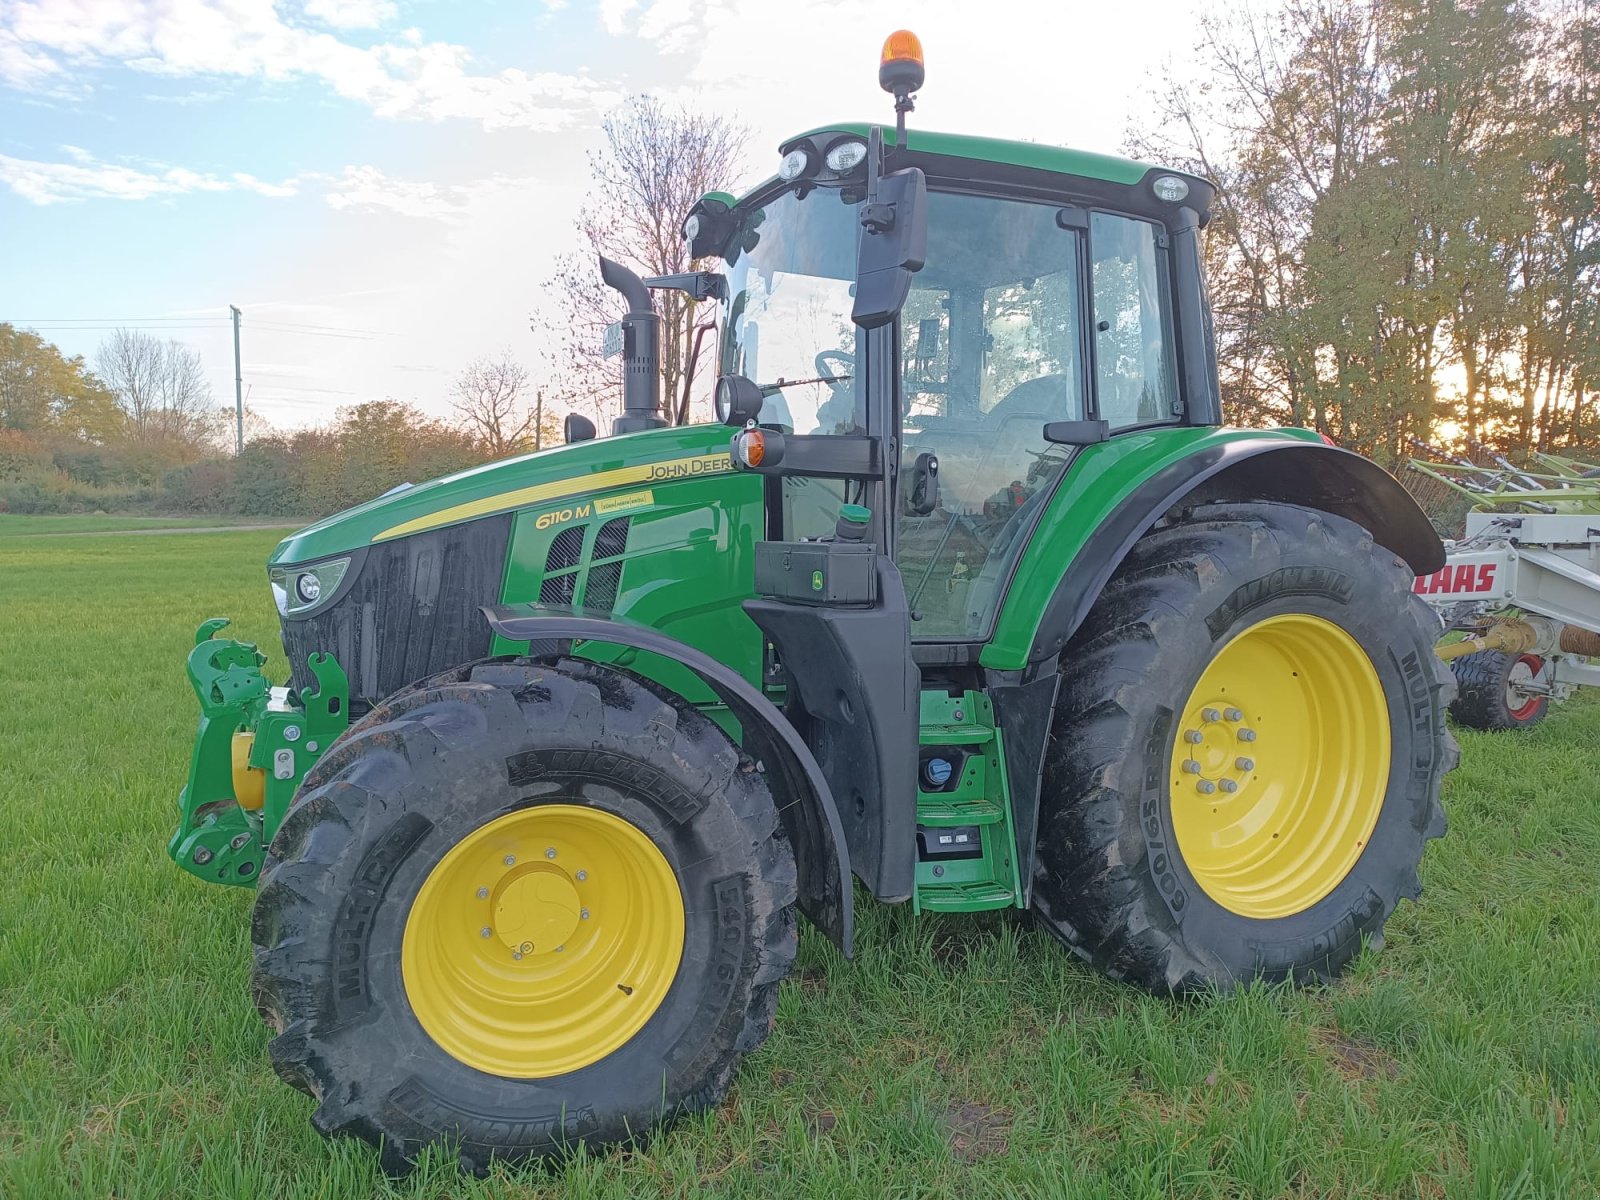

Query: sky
left=0, top=0, right=1204, bottom=431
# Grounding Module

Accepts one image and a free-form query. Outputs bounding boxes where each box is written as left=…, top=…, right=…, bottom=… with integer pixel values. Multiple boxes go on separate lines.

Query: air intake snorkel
left=599, top=255, right=668, bottom=435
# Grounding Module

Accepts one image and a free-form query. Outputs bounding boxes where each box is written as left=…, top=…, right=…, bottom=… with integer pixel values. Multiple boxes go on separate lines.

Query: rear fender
left=1024, top=439, right=1445, bottom=665
left=482, top=603, right=855, bottom=955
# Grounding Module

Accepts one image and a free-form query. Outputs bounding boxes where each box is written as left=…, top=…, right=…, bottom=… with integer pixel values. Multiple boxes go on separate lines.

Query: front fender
left=482, top=603, right=854, bottom=956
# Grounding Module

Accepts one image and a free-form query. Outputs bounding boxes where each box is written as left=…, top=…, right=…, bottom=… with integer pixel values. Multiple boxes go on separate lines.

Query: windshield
left=721, top=188, right=864, bottom=435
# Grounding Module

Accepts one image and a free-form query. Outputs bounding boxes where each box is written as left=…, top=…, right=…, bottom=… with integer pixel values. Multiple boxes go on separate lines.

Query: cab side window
left=1090, top=212, right=1179, bottom=428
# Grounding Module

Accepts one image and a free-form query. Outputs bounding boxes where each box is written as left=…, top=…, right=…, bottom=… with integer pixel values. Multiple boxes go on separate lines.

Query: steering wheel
left=813, top=349, right=856, bottom=432
left=815, top=350, right=854, bottom=393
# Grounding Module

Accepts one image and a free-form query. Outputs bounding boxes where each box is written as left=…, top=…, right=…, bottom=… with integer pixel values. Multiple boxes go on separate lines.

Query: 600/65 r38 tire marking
left=250, top=657, right=797, bottom=1174
left=1032, top=502, right=1455, bottom=994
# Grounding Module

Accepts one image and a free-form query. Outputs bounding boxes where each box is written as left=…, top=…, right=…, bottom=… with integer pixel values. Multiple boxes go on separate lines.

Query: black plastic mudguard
left=481, top=603, right=854, bottom=954
left=744, top=558, right=920, bottom=903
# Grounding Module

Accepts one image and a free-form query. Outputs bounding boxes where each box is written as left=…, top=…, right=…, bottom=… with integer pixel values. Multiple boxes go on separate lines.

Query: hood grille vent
left=536, top=514, right=633, bottom=613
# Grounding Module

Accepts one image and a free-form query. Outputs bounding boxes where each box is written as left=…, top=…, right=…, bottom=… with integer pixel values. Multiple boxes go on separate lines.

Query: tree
left=450, top=353, right=557, bottom=457
left=1132, top=0, right=1563, bottom=461
left=0, top=323, right=121, bottom=440
left=95, top=328, right=216, bottom=447
left=544, top=97, right=745, bottom=426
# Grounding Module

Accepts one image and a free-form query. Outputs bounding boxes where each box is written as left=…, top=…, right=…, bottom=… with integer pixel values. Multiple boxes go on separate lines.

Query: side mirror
left=714, top=374, right=765, bottom=426
left=852, top=166, right=927, bottom=329
left=564, top=413, right=597, bottom=443
left=905, top=451, right=940, bottom=515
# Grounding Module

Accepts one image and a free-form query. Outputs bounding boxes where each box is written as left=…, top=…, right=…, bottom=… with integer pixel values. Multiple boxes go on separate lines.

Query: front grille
left=281, top=514, right=513, bottom=705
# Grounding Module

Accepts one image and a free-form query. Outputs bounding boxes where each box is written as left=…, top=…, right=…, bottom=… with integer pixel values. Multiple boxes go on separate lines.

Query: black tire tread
left=1448, top=649, right=1547, bottom=731
left=251, top=657, right=796, bottom=1173
left=1035, top=502, right=1456, bottom=995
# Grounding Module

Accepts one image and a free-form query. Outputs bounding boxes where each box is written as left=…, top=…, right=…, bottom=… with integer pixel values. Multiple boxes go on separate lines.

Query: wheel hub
left=493, top=866, right=581, bottom=956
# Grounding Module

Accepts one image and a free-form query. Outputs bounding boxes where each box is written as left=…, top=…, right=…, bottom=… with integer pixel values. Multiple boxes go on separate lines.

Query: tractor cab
left=701, top=135, right=1210, bottom=641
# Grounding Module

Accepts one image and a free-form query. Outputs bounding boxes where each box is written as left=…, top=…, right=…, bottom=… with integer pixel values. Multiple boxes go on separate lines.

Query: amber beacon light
left=879, top=29, right=925, bottom=97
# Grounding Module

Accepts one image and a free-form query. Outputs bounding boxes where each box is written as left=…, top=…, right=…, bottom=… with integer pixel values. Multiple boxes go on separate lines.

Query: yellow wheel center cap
left=494, top=867, right=581, bottom=954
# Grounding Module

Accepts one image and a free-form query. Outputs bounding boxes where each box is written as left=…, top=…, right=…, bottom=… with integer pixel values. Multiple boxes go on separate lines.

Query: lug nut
left=476, top=887, right=489, bottom=900
left=513, top=951, right=523, bottom=961
left=1184, top=730, right=1203, bottom=744
left=1238, top=729, right=1257, bottom=743
left=1196, top=780, right=1217, bottom=795
left=545, top=847, right=557, bottom=860
left=503, top=854, right=516, bottom=866
left=1182, top=759, right=1201, bottom=774
left=1201, top=707, right=1221, bottom=722
left=580, top=908, right=590, bottom=920
left=192, top=847, right=214, bottom=865
left=1224, top=708, right=1243, bottom=722
left=479, top=927, right=492, bottom=939
left=1219, top=779, right=1238, bottom=793
left=1236, top=757, right=1255, bottom=771
left=554, top=945, right=564, bottom=953
left=576, top=870, right=588, bottom=882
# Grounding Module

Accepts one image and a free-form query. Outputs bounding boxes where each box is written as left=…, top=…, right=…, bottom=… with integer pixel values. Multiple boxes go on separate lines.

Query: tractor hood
left=269, top=422, right=736, bottom=567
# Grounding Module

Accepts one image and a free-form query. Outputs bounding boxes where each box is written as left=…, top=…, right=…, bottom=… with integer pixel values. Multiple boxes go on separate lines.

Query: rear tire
left=1448, top=650, right=1549, bottom=730
left=251, top=658, right=797, bottom=1173
left=1032, top=502, right=1455, bottom=994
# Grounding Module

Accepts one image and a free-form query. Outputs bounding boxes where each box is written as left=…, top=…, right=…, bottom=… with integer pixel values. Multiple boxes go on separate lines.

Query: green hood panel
left=269, top=424, right=736, bottom=567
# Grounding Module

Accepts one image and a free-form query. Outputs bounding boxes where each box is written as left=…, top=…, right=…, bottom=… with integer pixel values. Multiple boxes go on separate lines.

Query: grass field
left=1, top=527, right=1597, bottom=1199
left=0, top=514, right=303, bottom=536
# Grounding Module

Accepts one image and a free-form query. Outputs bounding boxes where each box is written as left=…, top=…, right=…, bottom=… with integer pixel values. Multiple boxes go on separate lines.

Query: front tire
left=1033, top=502, right=1455, bottom=994
left=251, top=658, right=797, bottom=1173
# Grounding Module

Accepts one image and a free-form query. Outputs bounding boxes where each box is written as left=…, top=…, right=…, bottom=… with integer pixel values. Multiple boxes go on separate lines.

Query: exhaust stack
left=599, top=255, right=667, bottom=435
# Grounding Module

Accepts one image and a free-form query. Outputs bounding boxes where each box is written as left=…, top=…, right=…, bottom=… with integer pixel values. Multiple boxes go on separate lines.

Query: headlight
left=682, top=213, right=701, bottom=242
left=1152, top=174, right=1190, bottom=203
left=270, top=556, right=351, bottom=617
left=825, top=139, right=868, bottom=173
left=778, top=147, right=813, bottom=181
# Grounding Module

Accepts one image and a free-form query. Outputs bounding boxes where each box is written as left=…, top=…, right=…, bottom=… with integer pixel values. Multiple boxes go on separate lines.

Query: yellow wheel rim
left=401, top=804, right=685, bottom=1078
left=1168, top=613, right=1391, bottom=919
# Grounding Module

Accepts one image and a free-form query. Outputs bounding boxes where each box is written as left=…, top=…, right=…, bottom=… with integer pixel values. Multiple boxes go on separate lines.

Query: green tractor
left=171, top=34, right=1455, bottom=1172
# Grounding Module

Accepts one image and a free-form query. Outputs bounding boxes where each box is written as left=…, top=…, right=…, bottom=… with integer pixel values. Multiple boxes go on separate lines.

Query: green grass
left=0, top=513, right=302, bottom=535
left=1, top=528, right=1597, bottom=1199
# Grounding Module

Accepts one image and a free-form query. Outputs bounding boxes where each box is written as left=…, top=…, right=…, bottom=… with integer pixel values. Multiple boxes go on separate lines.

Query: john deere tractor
left=171, top=34, right=1455, bottom=1172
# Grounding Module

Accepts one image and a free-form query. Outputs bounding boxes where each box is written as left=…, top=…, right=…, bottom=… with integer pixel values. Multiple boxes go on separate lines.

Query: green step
left=916, top=879, right=1016, bottom=912
left=920, top=724, right=995, bottom=746
left=916, top=792, right=1005, bottom=824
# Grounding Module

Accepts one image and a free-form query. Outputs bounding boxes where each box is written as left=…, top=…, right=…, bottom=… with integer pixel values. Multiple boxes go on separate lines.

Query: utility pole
left=230, top=304, right=244, bottom=456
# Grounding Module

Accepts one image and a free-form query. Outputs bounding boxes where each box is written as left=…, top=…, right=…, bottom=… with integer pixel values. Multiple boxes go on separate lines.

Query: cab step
left=913, top=689, right=1023, bottom=914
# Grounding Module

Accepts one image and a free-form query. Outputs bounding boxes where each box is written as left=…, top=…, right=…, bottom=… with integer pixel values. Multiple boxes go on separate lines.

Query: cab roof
left=790, top=122, right=1168, bottom=188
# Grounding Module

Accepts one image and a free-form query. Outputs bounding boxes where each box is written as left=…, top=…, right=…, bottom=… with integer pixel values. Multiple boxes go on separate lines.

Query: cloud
left=303, top=0, right=397, bottom=30
left=322, top=165, right=523, bottom=222
left=0, top=0, right=621, bottom=131
left=0, top=149, right=300, bottom=204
